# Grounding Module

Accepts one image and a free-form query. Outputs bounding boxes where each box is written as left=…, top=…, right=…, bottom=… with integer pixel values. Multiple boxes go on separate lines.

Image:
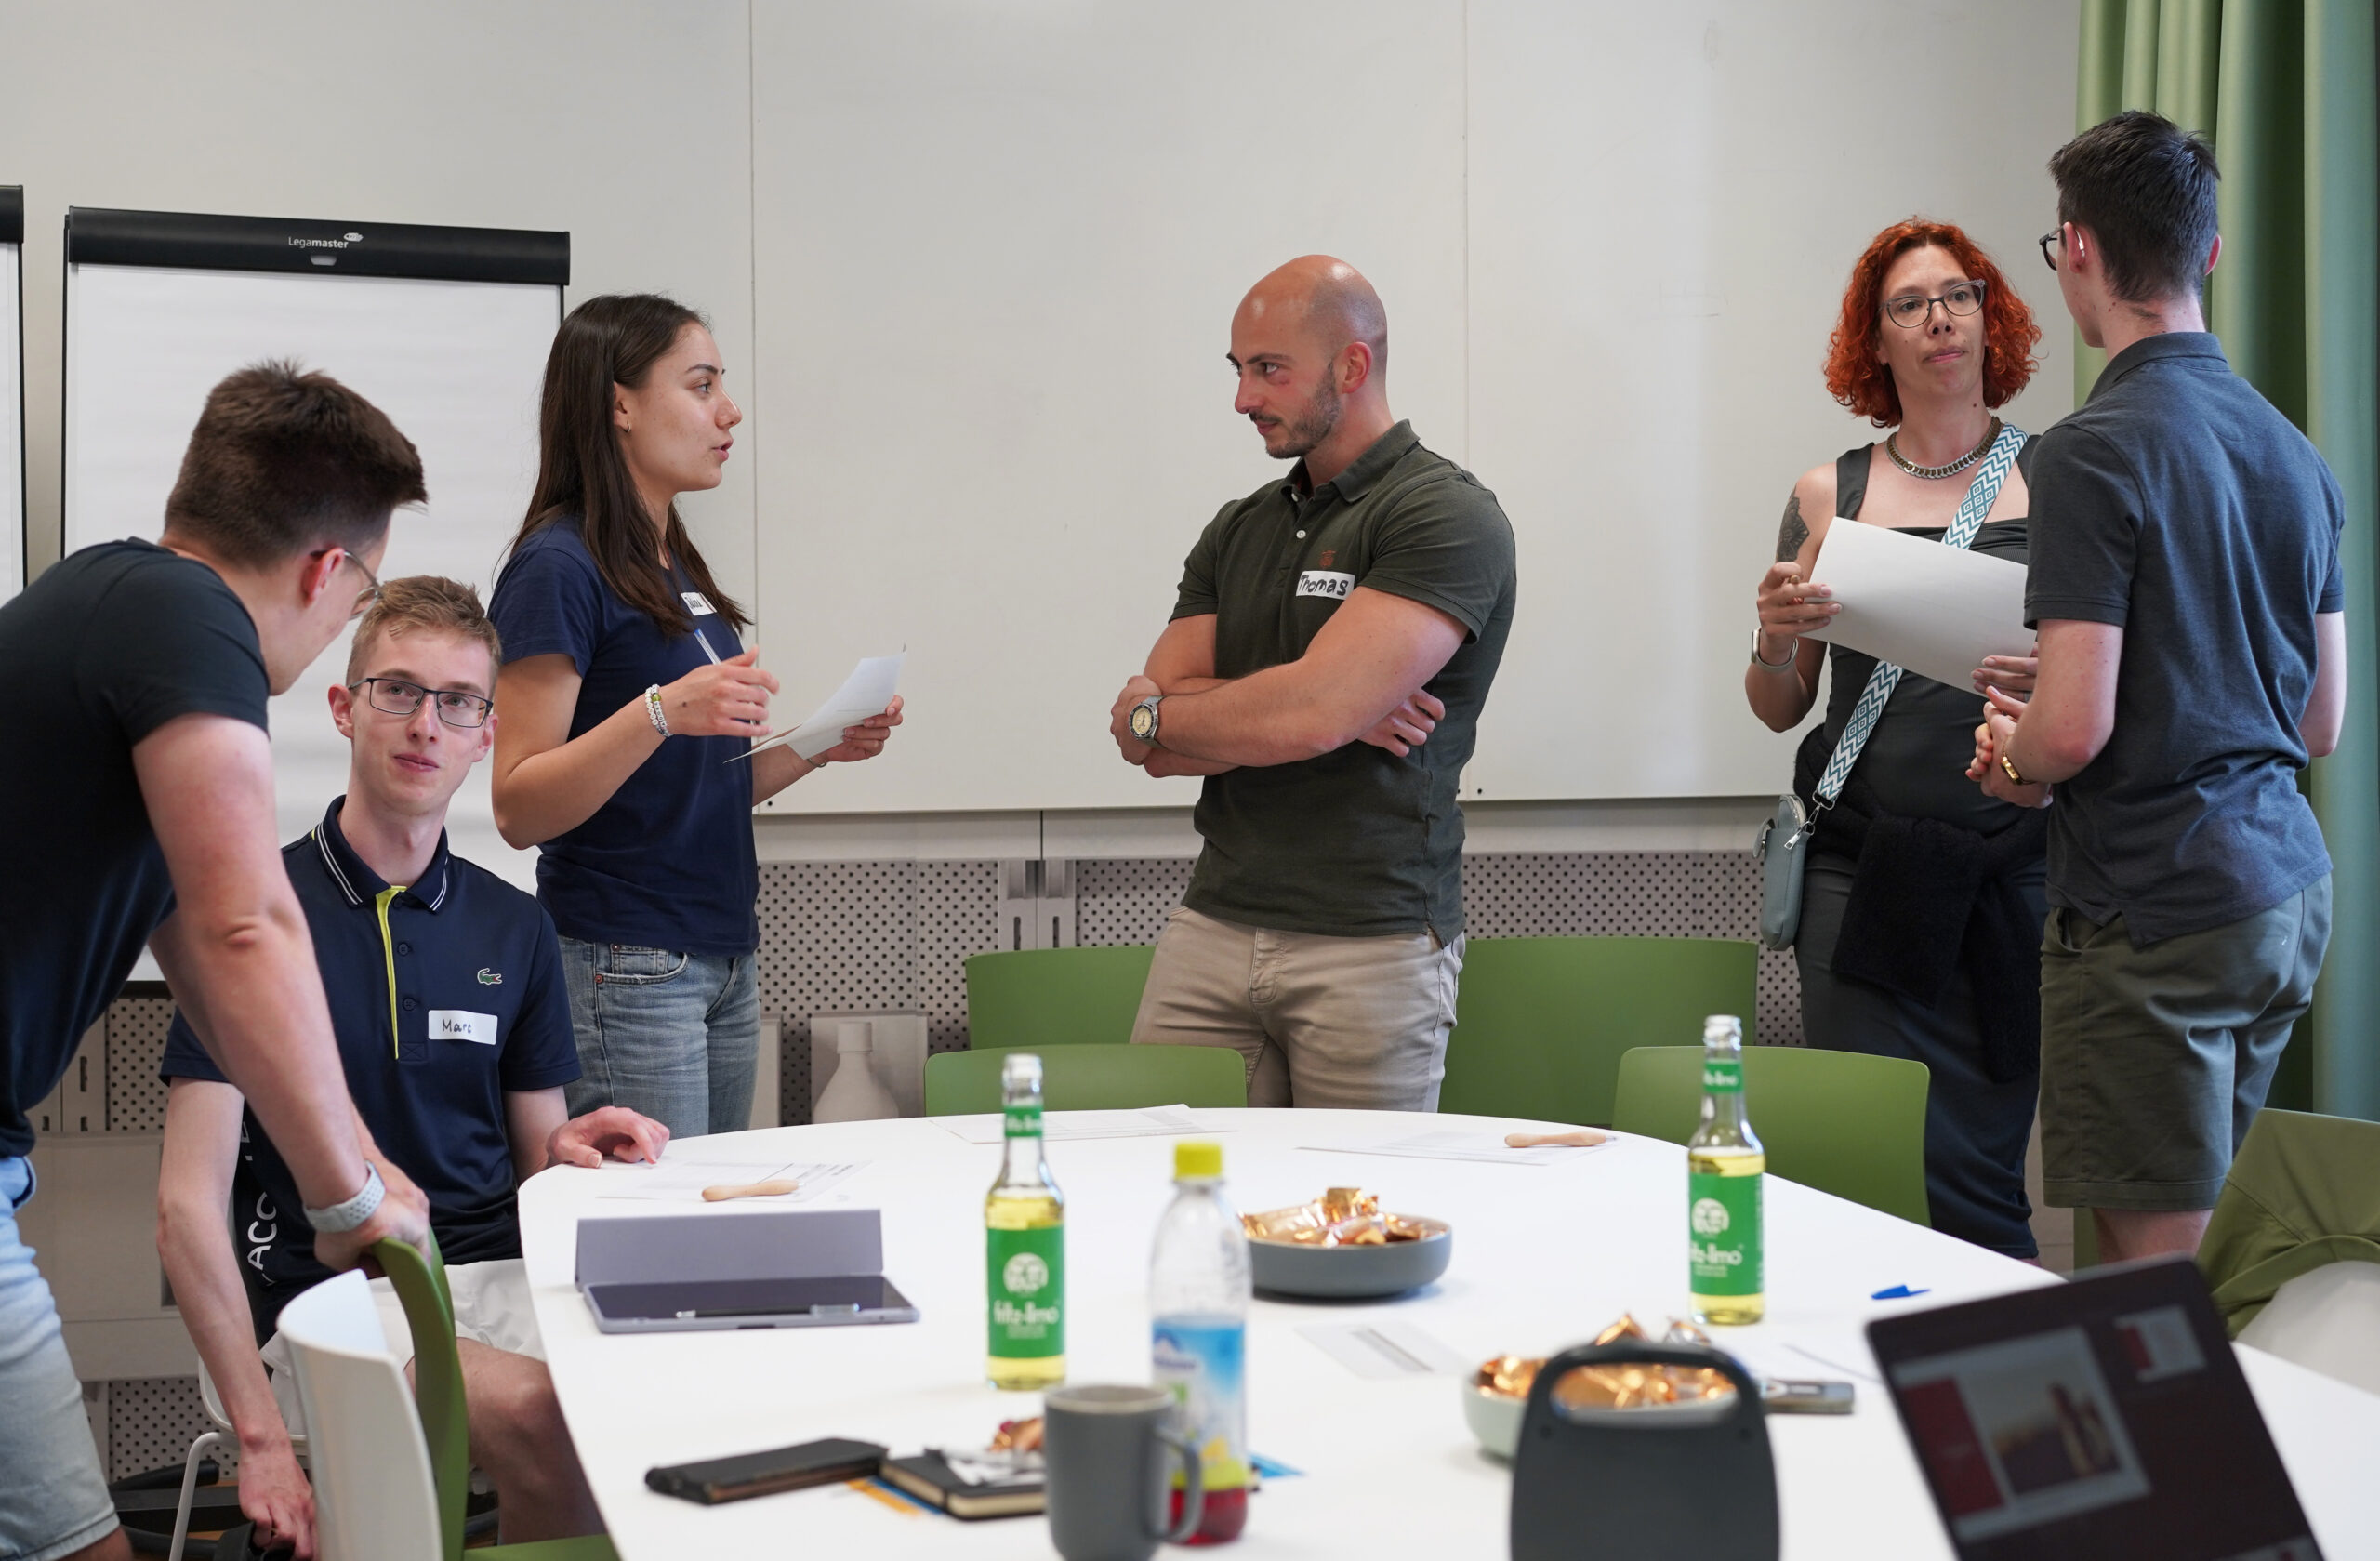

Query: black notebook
left=879, top=1451, right=1045, bottom=1519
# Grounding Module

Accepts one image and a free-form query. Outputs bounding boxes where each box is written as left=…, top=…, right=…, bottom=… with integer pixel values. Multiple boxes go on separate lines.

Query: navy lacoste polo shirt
left=162, top=799, right=580, bottom=1337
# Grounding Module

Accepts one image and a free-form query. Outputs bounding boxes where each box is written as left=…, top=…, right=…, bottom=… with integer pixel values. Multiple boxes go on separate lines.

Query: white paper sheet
left=1297, top=1321, right=1471, bottom=1380
left=590, top=1158, right=866, bottom=1203
left=735, top=652, right=906, bottom=762
left=1298, top=1130, right=1608, bottom=1167
left=1803, top=517, right=2034, bottom=692
left=932, top=1105, right=1222, bottom=1145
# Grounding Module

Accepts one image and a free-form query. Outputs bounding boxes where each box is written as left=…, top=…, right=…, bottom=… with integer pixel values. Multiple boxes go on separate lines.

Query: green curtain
left=2075, top=0, right=2380, bottom=1120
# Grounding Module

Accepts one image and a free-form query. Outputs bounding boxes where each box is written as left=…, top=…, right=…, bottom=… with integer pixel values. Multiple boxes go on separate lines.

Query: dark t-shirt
left=2025, top=333, right=2343, bottom=944
left=1170, top=422, right=1517, bottom=938
left=0, top=541, right=269, bottom=1157
left=161, top=801, right=580, bottom=1338
left=486, top=519, right=758, bottom=956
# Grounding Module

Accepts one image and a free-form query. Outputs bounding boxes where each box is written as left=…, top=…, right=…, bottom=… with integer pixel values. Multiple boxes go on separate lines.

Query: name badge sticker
left=429, top=1010, right=500, bottom=1046
left=1295, top=570, right=1355, bottom=602
left=681, top=590, right=717, bottom=617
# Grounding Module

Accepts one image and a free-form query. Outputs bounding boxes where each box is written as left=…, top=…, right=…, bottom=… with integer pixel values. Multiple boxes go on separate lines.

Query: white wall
left=0, top=0, right=757, bottom=606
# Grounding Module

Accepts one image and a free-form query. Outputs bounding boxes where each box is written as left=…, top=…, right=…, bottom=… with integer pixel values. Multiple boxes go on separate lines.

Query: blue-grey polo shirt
left=162, top=799, right=580, bottom=1338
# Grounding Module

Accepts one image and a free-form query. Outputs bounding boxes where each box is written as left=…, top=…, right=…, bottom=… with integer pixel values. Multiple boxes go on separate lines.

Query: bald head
left=1237, top=255, right=1388, bottom=372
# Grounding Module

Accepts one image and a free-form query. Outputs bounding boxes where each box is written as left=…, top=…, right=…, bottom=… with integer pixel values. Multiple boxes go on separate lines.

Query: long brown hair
left=509, top=294, right=748, bottom=634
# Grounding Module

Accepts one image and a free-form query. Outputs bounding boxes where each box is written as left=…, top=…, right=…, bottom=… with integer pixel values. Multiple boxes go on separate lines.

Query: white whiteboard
left=0, top=231, right=20, bottom=603
left=64, top=263, right=558, bottom=914
left=750, top=0, right=2076, bottom=814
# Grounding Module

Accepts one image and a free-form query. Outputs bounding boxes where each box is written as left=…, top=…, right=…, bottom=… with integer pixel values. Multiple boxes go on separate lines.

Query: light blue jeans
left=558, top=937, right=760, bottom=1140
left=0, top=1157, right=119, bottom=1561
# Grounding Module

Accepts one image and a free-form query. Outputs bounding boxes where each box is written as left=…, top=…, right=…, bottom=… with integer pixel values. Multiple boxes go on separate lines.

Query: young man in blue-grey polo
left=1977, top=112, right=2347, bottom=1264
left=157, top=578, right=666, bottom=1551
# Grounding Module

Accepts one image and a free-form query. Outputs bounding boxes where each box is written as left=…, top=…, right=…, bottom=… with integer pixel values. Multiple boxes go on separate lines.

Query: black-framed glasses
left=350, top=676, right=494, bottom=729
left=2039, top=228, right=2063, bottom=271
left=1883, top=279, right=1988, bottom=328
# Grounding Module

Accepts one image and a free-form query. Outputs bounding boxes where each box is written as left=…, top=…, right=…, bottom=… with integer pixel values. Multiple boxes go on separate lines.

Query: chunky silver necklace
left=1886, top=417, right=2001, bottom=480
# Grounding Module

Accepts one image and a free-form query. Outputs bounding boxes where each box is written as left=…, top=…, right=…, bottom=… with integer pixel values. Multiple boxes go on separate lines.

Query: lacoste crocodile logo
left=477, top=968, right=503, bottom=986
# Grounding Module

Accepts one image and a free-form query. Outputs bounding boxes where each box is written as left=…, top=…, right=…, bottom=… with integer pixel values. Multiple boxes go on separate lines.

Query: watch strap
left=304, top=1162, right=386, bottom=1234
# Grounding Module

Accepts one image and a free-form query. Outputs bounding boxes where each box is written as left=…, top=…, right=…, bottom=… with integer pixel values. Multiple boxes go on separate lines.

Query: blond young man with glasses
left=158, top=578, right=668, bottom=1554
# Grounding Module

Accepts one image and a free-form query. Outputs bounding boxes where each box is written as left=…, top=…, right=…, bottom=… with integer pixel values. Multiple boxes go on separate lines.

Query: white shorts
left=258, top=1258, right=541, bottom=1434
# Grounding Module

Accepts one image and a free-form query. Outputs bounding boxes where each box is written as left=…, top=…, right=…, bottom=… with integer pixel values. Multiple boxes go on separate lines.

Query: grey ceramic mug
left=1043, top=1383, right=1205, bottom=1561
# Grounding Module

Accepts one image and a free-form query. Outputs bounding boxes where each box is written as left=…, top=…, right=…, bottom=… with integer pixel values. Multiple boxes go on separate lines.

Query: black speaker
left=1509, top=1340, right=1779, bottom=1561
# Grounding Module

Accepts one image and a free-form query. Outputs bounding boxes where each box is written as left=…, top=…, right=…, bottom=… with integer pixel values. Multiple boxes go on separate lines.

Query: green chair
left=1611, top=1045, right=1932, bottom=1227
left=965, top=946, right=1158, bottom=1051
left=1438, top=936, right=1758, bottom=1128
left=2198, top=1107, right=2380, bottom=1338
left=926, top=1043, right=1246, bottom=1114
left=376, top=1237, right=618, bottom=1561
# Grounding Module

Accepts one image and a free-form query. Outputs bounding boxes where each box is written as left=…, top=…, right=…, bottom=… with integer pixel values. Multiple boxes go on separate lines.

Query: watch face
left=1130, top=704, right=1157, bottom=741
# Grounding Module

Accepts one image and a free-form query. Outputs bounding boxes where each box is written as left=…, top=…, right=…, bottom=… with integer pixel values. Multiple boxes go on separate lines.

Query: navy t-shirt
left=2026, top=333, right=2344, bottom=944
left=0, top=541, right=270, bottom=1158
left=485, top=519, right=759, bottom=956
left=161, top=801, right=580, bottom=1338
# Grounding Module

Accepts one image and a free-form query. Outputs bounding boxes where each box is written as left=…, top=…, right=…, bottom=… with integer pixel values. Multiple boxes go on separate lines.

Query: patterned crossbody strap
left=1812, top=423, right=2028, bottom=805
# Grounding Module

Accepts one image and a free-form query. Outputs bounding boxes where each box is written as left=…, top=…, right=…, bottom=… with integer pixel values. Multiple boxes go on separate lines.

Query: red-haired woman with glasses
left=1744, top=218, right=2048, bottom=1260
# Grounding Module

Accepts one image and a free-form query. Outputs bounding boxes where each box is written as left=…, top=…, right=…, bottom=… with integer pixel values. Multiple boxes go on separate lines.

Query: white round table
left=515, top=1109, right=2378, bottom=1557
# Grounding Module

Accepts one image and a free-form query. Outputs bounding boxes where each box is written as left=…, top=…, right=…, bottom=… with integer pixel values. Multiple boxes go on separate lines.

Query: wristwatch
left=304, top=1162, right=386, bottom=1234
left=1750, top=628, right=1797, bottom=674
left=1128, top=695, right=1164, bottom=745
left=2000, top=753, right=2031, bottom=787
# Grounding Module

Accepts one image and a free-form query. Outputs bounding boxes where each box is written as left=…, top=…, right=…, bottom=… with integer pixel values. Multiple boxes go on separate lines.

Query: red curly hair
left=1824, top=218, right=2042, bottom=428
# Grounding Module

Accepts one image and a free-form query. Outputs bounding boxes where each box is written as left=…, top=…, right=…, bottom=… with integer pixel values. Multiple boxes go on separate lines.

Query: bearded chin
left=1271, top=380, right=1342, bottom=458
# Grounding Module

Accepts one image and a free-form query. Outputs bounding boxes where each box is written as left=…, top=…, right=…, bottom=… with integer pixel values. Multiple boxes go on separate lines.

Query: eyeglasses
left=320, top=548, right=382, bottom=620
left=349, top=676, right=495, bottom=729
left=2039, top=228, right=2063, bottom=271
left=1883, top=279, right=1988, bottom=328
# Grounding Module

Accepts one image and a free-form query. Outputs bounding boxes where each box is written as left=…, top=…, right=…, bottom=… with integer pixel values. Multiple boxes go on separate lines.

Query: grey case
left=575, top=1207, right=919, bottom=1334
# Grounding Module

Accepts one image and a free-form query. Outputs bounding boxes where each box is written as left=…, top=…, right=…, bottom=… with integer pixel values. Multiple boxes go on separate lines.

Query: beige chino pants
left=1130, top=905, right=1464, bottom=1111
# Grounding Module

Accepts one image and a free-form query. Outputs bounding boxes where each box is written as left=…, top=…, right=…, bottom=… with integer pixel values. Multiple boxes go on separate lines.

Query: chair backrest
left=2199, top=1106, right=2380, bottom=1337
left=1439, top=937, right=1758, bottom=1128
left=1612, top=1045, right=1931, bottom=1226
left=373, top=1237, right=469, bottom=1561
left=925, top=1043, right=1247, bottom=1115
left=964, top=946, right=1157, bottom=1051
left=273, top=1269, right=443, bottom=1561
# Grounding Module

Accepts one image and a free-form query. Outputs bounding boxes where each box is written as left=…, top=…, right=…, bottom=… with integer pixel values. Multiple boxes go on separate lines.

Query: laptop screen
left=1867, top=1259, right=2320, bottom=1561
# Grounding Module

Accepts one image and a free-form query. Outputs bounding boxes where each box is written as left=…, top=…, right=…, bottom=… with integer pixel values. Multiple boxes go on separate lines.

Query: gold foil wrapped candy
left=1474, top=1315, right=1738, bottom=1409
left=1243, top=1188, right=1432, bottom=1247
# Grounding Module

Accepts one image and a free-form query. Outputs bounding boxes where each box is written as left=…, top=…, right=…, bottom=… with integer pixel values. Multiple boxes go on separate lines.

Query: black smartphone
left=645, top=1436, right=889, bottom=1504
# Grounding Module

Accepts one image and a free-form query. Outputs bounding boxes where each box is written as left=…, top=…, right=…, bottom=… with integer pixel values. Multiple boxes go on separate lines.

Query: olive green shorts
left=2038, top=877, right=2330, bottom=1212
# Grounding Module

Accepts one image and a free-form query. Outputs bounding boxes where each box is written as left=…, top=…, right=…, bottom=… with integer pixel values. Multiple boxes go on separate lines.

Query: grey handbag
left=1754, top=793, right=1813, bottom=951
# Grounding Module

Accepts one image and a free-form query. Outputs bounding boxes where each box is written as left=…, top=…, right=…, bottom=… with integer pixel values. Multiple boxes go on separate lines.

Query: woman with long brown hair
left=488, top=294, right=899, bottom=1138
left=1744, top=219, right=2046, bottom=1258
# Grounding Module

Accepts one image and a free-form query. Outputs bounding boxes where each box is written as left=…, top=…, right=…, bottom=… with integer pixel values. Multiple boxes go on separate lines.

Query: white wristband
left=304, top=1162, right=385, bottom=1234
left=643, top=684, right=671, bottom=737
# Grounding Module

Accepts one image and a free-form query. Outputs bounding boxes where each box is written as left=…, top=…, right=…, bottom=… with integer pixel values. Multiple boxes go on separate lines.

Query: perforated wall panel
left=105, top=997, right=175, bottom=1132
left=102, top=1375, right=231, bottom=1484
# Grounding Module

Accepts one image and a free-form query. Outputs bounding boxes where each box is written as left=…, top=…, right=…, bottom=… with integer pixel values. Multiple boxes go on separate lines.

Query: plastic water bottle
left=1150, top=1140, right=1251, bottom=1544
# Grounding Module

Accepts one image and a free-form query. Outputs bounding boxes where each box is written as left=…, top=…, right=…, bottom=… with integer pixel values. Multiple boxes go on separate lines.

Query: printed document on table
left=1803, top=517, right=2033, bottom=692
left=1299, top=1130, right=1607, bottom=1166
left=934, top=1105, right=1225, bottom=1145
left=734, top=652, right=905, bottom=763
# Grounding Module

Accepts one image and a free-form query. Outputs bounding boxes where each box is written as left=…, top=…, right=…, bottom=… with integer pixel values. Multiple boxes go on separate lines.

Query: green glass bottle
left=985, top=1052, right=1065, bottom=1389
left=1687, top=1015, right=1765, bottom=1326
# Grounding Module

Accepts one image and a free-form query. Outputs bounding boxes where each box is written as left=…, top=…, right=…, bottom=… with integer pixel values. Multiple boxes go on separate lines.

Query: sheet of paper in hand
left=734, top=651, right=906, bottom=763
left=1802, top=519, right=2032, bottom=692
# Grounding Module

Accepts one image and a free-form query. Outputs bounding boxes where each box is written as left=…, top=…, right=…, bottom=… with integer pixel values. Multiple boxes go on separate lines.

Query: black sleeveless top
left=1814, top=439, right=2047, bottom=848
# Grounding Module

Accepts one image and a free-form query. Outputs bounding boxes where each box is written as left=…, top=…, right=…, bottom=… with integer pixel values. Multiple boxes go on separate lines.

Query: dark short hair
left=164, top=361, right=427, bottom=567
left=2048, top=110, right=2221, bottom=304
left=346, top=575, right=503, bottom=687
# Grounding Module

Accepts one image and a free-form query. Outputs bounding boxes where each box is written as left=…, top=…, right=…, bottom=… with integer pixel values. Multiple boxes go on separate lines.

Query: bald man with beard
left=1108, top=257, right=1516, bottom=1110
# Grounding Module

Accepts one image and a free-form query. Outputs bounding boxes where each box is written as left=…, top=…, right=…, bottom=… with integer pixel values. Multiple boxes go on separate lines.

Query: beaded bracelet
left=643, top=683, right=670, bottom=737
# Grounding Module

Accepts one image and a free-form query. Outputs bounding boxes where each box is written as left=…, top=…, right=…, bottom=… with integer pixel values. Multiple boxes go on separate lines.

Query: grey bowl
left=1249, top=1220, right=1452, bottom=1299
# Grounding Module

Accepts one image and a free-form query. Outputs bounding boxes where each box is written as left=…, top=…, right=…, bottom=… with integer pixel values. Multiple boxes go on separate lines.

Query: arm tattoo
left=1774, top=494, right=1809, bottom=563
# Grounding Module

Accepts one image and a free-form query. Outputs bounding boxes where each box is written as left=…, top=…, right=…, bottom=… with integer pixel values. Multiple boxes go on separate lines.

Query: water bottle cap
left=1000, top=1052, right=1042, bottom=1089
left=1174, top=1141, right=1223, bottom=1180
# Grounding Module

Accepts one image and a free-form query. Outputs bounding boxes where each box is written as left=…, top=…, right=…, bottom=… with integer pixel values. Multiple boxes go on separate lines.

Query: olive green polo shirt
left=1170, top=421, right=1516, bottom=938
